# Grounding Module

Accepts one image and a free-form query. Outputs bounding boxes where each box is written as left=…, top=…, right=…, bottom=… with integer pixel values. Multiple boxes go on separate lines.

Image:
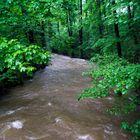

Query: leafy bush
left=0, top=37, right=51, bottom=86
left=79, top=54, right=140, bottom=99
left=121, top=120, right=140, bottom=140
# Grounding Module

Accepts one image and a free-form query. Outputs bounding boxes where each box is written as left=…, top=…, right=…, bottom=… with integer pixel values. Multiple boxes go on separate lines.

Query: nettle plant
left=0, top=37, right=51, bottom=85
left=79, top=54, right=140, bottom=99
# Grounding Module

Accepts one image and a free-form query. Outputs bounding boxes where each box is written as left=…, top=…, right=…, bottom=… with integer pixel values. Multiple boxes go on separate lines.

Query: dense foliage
left=1, top=0, right=139, bottom=59
left=0, top=0, right=140, bottom=139
left=0, top=37, right=51, bottom=90
left=121, top=120, right=140, bottom=140
left=79, top=54, right=140, bottom=99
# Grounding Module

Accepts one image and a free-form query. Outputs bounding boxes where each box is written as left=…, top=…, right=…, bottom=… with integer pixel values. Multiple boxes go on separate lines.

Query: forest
left=0, top=0, right=140, bottom=139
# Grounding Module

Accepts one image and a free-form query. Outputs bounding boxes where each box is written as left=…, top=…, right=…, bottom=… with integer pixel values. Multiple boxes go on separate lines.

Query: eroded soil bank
left=0, top=54, right=134, bottom=140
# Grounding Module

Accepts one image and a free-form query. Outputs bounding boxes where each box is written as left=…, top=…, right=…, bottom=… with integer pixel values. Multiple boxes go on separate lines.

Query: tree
left=79, top=0, right=83, bottom=46
left=112, top=0, right=122, bottom=57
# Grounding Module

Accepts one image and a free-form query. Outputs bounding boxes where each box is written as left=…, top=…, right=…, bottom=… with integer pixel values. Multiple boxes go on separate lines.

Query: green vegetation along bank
left=0, top=37, right=51, bottom=93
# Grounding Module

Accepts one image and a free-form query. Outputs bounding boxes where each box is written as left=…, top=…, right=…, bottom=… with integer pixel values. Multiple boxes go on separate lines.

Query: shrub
left=79, top=54, right=140, bottom=99
left=0, top=37, right=51, bottom=86
left=121, top=120, right=140, bottom=140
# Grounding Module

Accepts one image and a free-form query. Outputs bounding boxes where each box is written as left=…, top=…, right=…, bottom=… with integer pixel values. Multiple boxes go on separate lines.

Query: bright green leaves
left=79, top=86, right=109, bottom=100
left=0, top=37, right=51, bottom=85
left=121, top=122, right=129, bottom=130
left=121, top=120, right=140, bottom=140
left=79, top=54, right=140, bottom=99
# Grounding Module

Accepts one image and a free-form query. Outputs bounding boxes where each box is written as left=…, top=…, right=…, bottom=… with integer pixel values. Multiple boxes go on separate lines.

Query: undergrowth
left=79, top=54, right=140, bottom=139
left=0, top=37, right=51, bottom=89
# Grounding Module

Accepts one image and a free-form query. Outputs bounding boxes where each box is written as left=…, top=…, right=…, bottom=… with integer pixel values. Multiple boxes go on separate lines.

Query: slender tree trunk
left=57, top=22, right=60, bottom=34
left=27, top=30, right=35, bottom=44
left=79, top=0, right=83, bottom=46
left=114, top=23, right=122, bottom=57
left=97, top=0, right=103, bottom=37
left=40, top=21, right=46, bottom=48
left=112, top=0, right=122, bottom=57
left=67, top=10, right=73, bottom=37
left=85, top=0, right=88, bottom=17
left=69, top=10, right=73, bottom=36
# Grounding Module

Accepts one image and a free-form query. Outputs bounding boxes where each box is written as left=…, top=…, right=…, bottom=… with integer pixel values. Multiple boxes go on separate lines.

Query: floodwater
left=0, top=54, right=135, bottom=140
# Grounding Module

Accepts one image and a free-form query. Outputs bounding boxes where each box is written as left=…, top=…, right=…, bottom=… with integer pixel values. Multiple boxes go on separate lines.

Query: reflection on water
left=0, top=54, right=135, bottom=140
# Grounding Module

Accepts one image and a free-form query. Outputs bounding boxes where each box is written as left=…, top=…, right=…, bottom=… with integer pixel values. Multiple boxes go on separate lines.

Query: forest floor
left=0, top=54, right=133, bottom=140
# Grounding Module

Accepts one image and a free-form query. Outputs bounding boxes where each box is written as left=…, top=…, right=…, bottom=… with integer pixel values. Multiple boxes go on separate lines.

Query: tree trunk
left=112, top=0, right=122, bottom=57
left=27, top=30, right=35, bottom=44
left=67, top=10, right=73, bottom=37
left=57, top=22, right=60, bottom=34
left=79, top=0, right=83, bottom=46
left=97, top=0, right=104, bottom=37
left=85, top=0, right=88, bottom=17
left=40, top=21, right=46, bottom=48
left=114, top=23, right=122, bottom=57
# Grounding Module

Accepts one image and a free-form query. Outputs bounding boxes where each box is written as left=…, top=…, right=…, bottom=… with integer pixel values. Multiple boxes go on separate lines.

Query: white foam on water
left=55, top=117, right=62, bottom=123
left=48, top=102, right=52, bottom=106
left=16, top=107, right=25, bottom=111
left=6, top=111, right=15, bottom=115
left=104, top=129, right=114, bottom=135
left=78, top=134, right=92, bottom=140
left=8, top=120, right=24, bottom=129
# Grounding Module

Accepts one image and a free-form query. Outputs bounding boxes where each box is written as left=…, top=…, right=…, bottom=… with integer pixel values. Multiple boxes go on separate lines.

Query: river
left=0, top=54, right=134, bottom=140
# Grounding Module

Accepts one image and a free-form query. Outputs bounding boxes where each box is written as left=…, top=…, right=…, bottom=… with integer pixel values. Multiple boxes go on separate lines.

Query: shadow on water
left=0, top=54, right=138, bottom=140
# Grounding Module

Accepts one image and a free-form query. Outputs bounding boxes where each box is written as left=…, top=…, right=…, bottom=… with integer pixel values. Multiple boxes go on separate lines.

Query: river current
left=0, top=54, right=134, bottom=140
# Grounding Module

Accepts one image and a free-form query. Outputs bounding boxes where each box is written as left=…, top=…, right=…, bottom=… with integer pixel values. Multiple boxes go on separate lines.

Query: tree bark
left=27, top=30, right=35, bottom=44
left=57, top=22, right=60, bottom=34
left=97, top=0, right=104, bottom=37
left=85, top=0, right=88, bottom=17
left=40, top=21, right=46, bottom=48
left=112, top=0, right=122, bottom=57
left=79, top=0, right=83, bottom=46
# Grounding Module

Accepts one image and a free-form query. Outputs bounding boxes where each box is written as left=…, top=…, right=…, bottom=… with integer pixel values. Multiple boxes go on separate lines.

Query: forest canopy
left=0, top=0, right=140, bottom=59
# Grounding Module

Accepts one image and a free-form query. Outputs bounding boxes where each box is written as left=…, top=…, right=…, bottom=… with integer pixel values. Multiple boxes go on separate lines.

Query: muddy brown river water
left=0, top=54, right=135, bottom=140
